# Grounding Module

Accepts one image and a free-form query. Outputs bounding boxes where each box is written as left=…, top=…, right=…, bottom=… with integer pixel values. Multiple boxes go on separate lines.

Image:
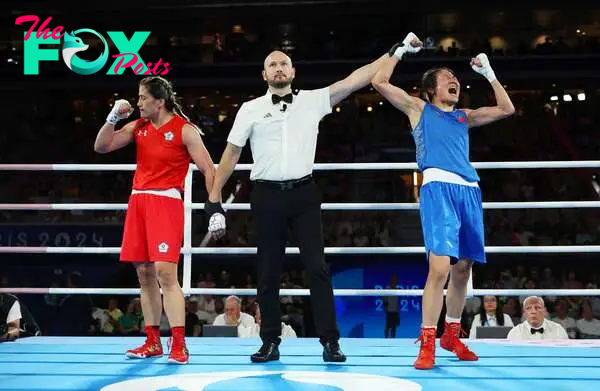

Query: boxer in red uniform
left=94, top=76, right=215, bottom=364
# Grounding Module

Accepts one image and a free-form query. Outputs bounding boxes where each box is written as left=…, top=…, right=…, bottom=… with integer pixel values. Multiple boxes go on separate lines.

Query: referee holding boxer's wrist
left=206, top=47, right=399, bottom=363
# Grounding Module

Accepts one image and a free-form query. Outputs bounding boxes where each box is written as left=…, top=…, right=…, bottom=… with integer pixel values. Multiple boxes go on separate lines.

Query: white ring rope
left=0, top=287, right=598, bottom=297
left=2, top=161, right=599, bottom=297
left=1, top=160, right=600, bottom=171
left=1, top=201, right=599, bottom=210
left=1, top=245, right=599, bottom=254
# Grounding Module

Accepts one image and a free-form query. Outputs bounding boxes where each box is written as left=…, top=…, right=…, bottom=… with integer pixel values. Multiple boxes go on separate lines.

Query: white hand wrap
left=106, top=99, right=133, bottom=125
left=393, top=32, right=422, bottom=59
left=472, top=53, right=497, bottom=83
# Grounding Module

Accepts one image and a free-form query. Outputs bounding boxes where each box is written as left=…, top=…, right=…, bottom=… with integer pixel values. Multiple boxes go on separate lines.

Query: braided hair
left=139, top=76, right=204, bottom=135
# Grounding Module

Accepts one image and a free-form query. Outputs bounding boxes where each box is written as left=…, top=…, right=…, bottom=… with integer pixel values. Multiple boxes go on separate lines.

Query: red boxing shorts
left=120, top=192, right=184, bottom=263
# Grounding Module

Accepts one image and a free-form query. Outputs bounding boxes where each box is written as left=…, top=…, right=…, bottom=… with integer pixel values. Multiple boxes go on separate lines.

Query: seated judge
left=238, top=303, right=297, bottom=338
left=212, top=295, right=255, bottom=328
left=507, top=296, right=568, bottom=340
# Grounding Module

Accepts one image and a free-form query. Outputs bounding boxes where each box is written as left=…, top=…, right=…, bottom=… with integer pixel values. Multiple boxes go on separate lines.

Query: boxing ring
left=1, top=161, right=600, bottom=391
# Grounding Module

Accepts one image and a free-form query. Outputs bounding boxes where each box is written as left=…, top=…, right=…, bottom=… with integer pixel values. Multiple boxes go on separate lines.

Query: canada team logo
left=100, top=371, right=423, bottom=391
left=61, top=29, right=109, bottom=75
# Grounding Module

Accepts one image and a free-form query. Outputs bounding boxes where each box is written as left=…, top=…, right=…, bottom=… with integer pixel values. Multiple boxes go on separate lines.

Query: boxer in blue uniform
left=372, top=32, right=515, bottom=369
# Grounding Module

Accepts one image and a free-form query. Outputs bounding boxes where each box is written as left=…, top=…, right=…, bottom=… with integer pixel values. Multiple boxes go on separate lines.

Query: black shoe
left=250, top=342, right=280, bottom=363
left=322, top=341, right=346, bottom=362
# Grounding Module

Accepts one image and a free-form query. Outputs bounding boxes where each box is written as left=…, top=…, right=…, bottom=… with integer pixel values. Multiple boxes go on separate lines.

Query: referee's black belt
left=253, top=175, right=313, bottom=190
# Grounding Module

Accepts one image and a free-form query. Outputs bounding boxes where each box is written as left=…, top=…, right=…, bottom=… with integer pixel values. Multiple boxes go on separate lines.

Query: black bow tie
left=272, top=93, right=293, bottom=104
left=530, top=327, right=544, bottom=335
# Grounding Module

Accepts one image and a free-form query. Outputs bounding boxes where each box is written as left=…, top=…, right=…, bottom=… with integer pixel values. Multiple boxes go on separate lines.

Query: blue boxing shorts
left=419, top=181, right=486, bottom=264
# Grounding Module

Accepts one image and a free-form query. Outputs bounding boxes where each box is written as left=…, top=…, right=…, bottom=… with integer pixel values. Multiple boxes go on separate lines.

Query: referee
left=206, top=47, right=399, bottom=362
left=1, top=293, right=40, bottom=342
left=0, top=293, right=22, bottom=342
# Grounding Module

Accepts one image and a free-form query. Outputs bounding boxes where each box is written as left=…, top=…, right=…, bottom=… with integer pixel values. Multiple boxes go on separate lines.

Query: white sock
left=445, top=316, right=461, bottom=324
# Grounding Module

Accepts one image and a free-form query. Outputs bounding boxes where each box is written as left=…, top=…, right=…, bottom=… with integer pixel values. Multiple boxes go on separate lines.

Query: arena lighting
left=563, top=94, right=572, bottom=102
left=577, top=92, right=586, bottom=101
left=550, top=96, right=558, bottom=101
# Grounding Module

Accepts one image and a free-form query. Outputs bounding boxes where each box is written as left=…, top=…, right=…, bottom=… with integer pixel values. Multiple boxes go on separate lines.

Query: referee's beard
left=268, top=77, right=293, bottom=89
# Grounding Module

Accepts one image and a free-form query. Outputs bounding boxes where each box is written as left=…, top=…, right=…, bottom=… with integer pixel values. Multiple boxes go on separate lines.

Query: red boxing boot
left=126, top=326, right=163, bottom=359
left=440, top=321, right=478, bottom=361
left=414, top=327, right=436, bottom=370
left=167, top=326, right=189, bottom=364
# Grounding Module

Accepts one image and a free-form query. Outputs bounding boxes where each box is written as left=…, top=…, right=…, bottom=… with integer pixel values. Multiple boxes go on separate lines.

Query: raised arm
left=328, top=53, right=390, bottom=107
left=94, top=99, right=136, bottom=153
left=462, top=54, right=515, bottom=128
left=371, top=32, right=426, bottom=127
left=182, top=124, right=216, bottom=193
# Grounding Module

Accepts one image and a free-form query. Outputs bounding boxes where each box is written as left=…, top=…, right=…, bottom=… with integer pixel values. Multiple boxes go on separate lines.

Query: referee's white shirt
left=7, top=300, right=22, bottom=324
left=227, top=88, right=332, bottom=181
left=507, top=319, right=568, bottom=340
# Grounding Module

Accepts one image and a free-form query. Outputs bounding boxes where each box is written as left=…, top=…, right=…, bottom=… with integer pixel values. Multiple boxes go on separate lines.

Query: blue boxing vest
left=411, top=103, right=479, bottom=182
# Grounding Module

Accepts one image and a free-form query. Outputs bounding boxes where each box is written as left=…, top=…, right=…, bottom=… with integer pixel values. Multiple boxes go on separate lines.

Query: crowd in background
left=1, top=10, right=600, bottom=339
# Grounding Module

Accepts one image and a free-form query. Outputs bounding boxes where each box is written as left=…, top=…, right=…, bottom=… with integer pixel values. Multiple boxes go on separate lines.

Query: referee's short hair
left=522, top=296, right=545, bottom=308
left=225, top=295, right=241, bottom=307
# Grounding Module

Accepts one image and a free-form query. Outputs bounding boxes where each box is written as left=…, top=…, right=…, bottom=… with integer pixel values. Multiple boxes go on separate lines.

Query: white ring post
left=466, top=273, right=474, bottom=298
left=182, top=168, right=193, bottom=295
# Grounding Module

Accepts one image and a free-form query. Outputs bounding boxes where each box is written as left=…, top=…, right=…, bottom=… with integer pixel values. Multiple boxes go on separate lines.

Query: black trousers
left=385, top=311, right=400, bottom=338
left=250, top=179, right=340, bottom=344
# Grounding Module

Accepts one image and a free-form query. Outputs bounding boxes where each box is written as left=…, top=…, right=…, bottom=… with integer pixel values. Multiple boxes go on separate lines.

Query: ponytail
left=140, top=76, right=204, bottom=135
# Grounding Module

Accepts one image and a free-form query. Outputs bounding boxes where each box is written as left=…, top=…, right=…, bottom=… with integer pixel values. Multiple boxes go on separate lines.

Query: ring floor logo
left=15, top=15, right=172, bottom=75
left=99, top=371, right=423, bottom=391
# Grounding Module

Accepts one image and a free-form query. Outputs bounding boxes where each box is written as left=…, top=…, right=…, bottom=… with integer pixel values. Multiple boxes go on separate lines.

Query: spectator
left=54, top=272, right=94, bottom=336
left=563, top=271, right=583, bottom=289
left=102, top=297, right=124, bottom=335
left=383, top=275, right=400, bottom=338
left=185, top=298, right=202, bottom=337
left=118, top=298, right=142, bottom=335
left=551, top=299, right=578, bottom=339
left=575, top=301, right=600, bottom=338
